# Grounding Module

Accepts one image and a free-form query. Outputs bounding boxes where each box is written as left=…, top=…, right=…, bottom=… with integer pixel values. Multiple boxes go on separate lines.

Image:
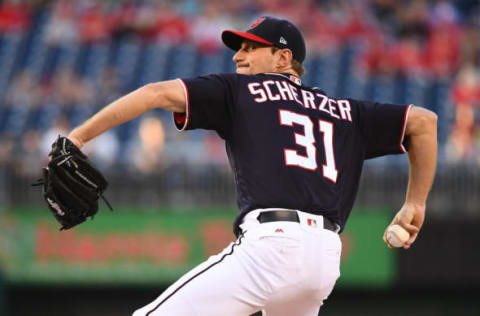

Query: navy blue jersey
left=174, top=73, right=411, bottom=236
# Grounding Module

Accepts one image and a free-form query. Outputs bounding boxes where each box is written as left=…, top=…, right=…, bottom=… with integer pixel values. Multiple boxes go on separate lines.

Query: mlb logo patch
left=289, top=75, right=301, bottom=85
left=307, top=218, right=317, bottom=227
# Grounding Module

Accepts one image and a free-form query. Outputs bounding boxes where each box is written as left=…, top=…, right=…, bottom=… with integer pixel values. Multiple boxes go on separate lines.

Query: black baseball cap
left=222, top=16, right=306, bottom=63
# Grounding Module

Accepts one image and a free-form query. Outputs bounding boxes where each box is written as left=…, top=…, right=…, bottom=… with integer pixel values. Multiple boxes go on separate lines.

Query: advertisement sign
left=337, top=212, right=395, bottom=287
left=0, top=208, right=394, bottom=287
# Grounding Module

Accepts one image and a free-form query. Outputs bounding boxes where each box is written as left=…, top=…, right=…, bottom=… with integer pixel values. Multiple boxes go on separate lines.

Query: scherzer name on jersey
left=247, top=80, right=352, bottom=123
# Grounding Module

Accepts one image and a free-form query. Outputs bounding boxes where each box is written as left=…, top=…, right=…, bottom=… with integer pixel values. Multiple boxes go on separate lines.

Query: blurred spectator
left=44, top=0, right=78, bottom=46
left=447, top=65, right=480, bottom=162
left=126, top=115, right=167, bottom=174
left=52, top=67, right=85, bottom=106
left=18, top=129, right=43, bottom=176
left=163, top=127, right=210, bottom=167
left=190, top=1, right=231, bottom=54
left=428, top=0, right=460, bottom=28
left=0, top=0, right=31, bottom=34
left=461, top=19, right=480, bottom=68
left=78, top=2, right=109, bottom=43
left=423, top=1, right=462, bottom=77
left=127, top=1, right=157, bottom=40
left=368, top=0, right=402, bottom=36
left=150, top=2, right=191, bottom=45
left=83, top=130, right=120, bottom=170
left=3, top=71, right=37, bottom=108
left=396, top=0, right=429, bottom=43
left=391, top=1, right=429, bottom=76
left=108, top=0, right=137, bottom=40
left=307, top=5, right=344, bottom=55
left=356, top=32, right=396, bottom=75
left=94, top=66, right=122, bottom=110
left=390, top=35, right=424, bottom=76
left=1, top=71, right=39, bottom=138
left=48, top=67, right=95, bottom=125
left=423, top=24, right=461, bottom=77
left=336, top=2, right=373, bottom=43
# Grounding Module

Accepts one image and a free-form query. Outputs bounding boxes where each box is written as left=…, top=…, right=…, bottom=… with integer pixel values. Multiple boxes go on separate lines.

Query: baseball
left=386, top=224, right=410, bottom=247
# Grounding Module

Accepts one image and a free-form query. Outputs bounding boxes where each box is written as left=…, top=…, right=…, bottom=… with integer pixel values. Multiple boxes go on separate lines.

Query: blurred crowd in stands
left=0, top=0, right=480, bottom=178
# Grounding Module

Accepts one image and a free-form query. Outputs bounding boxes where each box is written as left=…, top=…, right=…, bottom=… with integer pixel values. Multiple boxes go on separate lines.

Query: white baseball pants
left=132, top=209, right=342, bottom=316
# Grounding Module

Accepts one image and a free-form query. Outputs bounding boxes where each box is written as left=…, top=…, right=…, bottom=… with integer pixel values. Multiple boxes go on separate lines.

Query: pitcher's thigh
left=261, top=284, right=327, bottom=316
left=133, top=240, right=260, bottom=316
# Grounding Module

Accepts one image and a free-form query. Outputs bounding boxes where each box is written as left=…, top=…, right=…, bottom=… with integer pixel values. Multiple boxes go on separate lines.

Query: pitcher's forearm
left=68, top=80, right=186, bottom=147
left=406, top=133, right=437, bottom=205
left=68, top=88, right=149, bottom=146
left=405, top=108, right=438, bottom=205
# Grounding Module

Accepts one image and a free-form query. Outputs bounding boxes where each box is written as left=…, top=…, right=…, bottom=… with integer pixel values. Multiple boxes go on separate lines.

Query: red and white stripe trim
left=399, top=104, right=413, bottom=153
left=173, top=79, right=190, bottom=131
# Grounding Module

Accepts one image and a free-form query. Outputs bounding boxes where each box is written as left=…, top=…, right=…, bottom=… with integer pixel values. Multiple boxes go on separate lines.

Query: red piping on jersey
left=174, top=79, right=190, bottom=130
left=224, top=30, right=274, bottom=46
left=399, top=104, right=412, bottom=153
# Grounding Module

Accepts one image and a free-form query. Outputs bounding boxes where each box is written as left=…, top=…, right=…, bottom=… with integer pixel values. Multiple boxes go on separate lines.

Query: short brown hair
left=271, top=47, right=305, bottom=77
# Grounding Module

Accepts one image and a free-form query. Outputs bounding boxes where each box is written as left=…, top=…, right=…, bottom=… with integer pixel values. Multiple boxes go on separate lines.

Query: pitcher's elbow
left=425, top=110, right=437, bottom=125
left=424, top=110, right=438, bottom=132
left=406, top=106, right=438, bottom=137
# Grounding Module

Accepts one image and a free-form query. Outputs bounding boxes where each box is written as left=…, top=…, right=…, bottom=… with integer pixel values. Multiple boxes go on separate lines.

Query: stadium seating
left=0, top=12, right=454, bottom=166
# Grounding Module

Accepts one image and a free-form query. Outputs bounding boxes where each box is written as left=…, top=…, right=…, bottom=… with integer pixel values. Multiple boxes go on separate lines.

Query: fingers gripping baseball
left=383, top=203, right=425, bottom=249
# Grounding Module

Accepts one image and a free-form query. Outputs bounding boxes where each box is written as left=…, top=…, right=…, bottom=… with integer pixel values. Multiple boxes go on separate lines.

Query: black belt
left=257, top=210, right=337, bottom=233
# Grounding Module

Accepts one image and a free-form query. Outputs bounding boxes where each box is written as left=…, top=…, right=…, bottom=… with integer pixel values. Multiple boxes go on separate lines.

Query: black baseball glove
left=33, top=136, right=112, bottom=230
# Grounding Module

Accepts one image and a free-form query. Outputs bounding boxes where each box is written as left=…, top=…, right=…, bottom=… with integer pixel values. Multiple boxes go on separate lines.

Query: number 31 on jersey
left=279, top=109, right=338, bottom=183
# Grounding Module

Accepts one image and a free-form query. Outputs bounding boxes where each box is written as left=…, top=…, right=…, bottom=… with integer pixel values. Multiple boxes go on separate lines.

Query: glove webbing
left=32, top=176, right=114, bottom=212
left=31, top=153, right=114, bottom=213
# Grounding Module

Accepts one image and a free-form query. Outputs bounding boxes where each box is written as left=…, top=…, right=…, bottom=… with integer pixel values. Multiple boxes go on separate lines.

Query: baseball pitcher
left=39, top=16, right=437, bottom=315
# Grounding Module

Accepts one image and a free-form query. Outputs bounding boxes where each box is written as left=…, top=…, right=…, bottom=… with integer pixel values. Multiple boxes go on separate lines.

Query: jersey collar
left=264, top=72, right=302, bottom=86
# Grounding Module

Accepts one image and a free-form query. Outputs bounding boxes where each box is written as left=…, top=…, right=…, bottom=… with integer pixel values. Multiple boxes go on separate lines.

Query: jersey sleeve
left=173, top=73, right=239, bottom=139
left=354, top=100, right=412, bottom=159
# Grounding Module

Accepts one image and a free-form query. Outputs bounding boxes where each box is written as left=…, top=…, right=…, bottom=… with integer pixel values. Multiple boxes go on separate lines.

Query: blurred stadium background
left=0, top=0, right=479, bottom=315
